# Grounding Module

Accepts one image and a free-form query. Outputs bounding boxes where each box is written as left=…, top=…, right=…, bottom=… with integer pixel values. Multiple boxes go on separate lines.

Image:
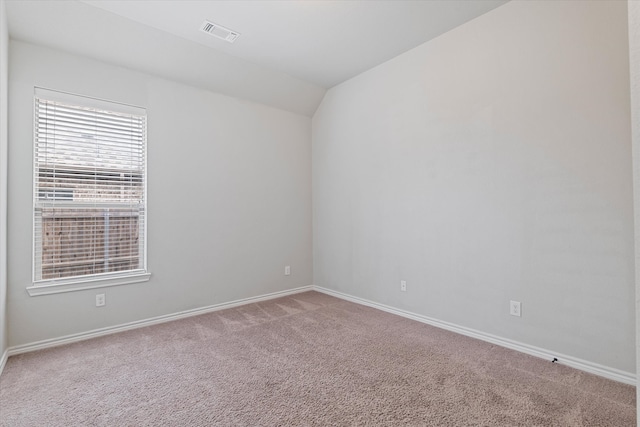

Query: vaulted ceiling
left=6, top=0, right=508, bottom=116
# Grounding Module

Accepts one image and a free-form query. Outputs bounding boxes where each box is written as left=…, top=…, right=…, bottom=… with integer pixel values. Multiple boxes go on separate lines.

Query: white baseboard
left=7, top=285, right=313, bottom=357
left=313, top=286, right=636, bottom=386
left=0, top=348, right=8, bottom=377
left=4, top=284, right=635, bottom=387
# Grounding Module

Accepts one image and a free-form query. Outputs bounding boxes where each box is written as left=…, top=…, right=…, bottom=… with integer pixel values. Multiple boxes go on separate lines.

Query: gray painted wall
left=0, top=0, right=8, bottom=360
left=7, top=41, right=312, bottom=347
left=313, top=0, right=634, bottom=373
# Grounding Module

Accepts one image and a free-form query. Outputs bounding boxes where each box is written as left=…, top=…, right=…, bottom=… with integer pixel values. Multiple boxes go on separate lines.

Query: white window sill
left=27, top=272, right=151, bottom=296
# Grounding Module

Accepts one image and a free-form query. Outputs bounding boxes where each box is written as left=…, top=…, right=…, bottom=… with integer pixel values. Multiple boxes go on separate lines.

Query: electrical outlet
left=510, top=300, right=521, bottom=317
left=400, top=280, right=407, bottom=292
left=284, top=265, right=291, bottom=276
left=96, top=293, right=106, bottom=307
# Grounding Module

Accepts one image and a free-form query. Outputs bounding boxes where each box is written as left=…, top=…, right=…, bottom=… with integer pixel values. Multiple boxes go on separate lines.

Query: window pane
left=33, top=89, right=147, bottom=284
left=38, top=208, right=141, bottom=280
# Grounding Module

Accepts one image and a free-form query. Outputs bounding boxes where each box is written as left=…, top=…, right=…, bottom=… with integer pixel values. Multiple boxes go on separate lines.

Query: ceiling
left=82, top=0, right=508, bottom=88
left=6, top=0, right=508, bottom=116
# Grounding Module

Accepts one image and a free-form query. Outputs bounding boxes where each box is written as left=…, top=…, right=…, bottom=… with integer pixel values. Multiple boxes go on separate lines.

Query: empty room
left=0, top=0, right=638, bottom=425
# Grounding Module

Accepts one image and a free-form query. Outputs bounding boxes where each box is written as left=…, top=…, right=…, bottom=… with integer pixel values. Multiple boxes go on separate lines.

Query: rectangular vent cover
left=200, top=20, right=240, bottom=43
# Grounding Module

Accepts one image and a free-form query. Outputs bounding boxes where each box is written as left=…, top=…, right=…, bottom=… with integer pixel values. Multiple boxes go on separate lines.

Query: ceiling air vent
left=200, top=20, right=240, bottom=43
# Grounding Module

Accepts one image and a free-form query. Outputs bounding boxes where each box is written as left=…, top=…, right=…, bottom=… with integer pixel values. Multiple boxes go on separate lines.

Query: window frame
left=27, top=87, right=150, bottom=296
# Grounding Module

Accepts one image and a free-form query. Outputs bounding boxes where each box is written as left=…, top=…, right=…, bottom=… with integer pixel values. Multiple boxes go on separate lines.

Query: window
left=28, top=88, right=149, bottom=295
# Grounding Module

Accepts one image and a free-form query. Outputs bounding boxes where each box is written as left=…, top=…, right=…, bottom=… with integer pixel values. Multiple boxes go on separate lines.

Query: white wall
left=313, top=0, right=634, bottom=373
left=7, top=41, right=312, bottom=347
left=0, top=0, right=8, bottom=361
left=628, top=0, right=640, bottom=419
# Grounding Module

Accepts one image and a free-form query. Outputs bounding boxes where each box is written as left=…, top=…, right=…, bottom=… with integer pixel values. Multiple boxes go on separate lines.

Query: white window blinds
left=33, top=88, right=147, bottom=284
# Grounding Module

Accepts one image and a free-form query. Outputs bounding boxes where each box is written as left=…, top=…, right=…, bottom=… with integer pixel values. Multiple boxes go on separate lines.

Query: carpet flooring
left=0, top=291, right=635, bottom=426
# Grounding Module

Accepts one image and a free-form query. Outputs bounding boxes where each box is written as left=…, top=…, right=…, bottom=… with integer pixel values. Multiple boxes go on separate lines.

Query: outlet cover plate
left=510, top=300, right=521, bottom=317
left=96, top=293, right=106, bottom=307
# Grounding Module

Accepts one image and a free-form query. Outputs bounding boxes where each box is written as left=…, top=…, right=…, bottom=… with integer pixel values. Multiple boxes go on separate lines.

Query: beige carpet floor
left=0, top=291, right=635, bottom=426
